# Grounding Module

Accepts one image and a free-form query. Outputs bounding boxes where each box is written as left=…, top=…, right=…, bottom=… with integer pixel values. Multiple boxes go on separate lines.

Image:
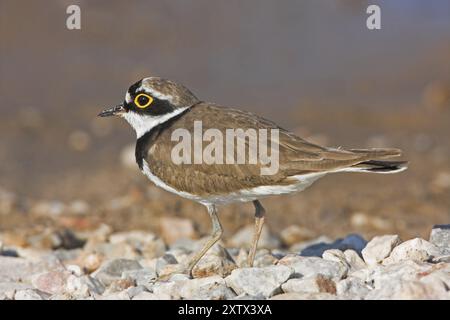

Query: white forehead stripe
left=137, top=84, right=175, bottom=104
left=125, top=92, right=132, bottom=103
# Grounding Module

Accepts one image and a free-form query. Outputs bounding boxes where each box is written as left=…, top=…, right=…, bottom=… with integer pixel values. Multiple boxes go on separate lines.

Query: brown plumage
left=140, top=102, right=406, bottom=197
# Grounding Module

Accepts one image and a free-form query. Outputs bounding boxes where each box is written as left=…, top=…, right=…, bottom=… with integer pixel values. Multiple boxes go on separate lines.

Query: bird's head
left=99, top=77, right=199, bottom=137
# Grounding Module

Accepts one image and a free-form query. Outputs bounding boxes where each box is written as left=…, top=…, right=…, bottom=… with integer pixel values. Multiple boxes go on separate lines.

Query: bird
left=99, top=77, right=407, bottom=277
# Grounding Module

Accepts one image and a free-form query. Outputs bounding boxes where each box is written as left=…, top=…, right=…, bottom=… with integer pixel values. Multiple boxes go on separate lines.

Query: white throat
left=122, top=107, right=189, bottom=138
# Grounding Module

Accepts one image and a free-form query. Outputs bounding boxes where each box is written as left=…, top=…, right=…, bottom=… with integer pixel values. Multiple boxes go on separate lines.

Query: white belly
left=141, top=160, right=326, bottom=206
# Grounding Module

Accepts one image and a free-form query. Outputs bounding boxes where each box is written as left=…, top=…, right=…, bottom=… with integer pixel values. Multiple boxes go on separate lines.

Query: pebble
left=14, top=289, right=49, bottom=300
left=31, top=271, right=70, bottom=295
left=336, top=277, right=371, bottom=298
left=178, top=275, right=236, bottom=300
left=429, top=225, right=450, bottom=254
left=362, top=235, right=401, bottom=265
left=109, top=231, right=166, bottom=259
left=278, top=255, right=347, bottom=280
left=383, top=238, right=442, bottom=264
left=92, top=259, right=142, bottom=286
left=281, top=275, right=336, bottom=294
left=225, top=265, right=293, bottom=298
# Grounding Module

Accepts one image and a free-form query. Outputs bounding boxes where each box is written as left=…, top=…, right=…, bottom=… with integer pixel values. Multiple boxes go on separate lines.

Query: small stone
left=109, top=231, right=166, bottom=259
left=105, top=278, right=136, bottom=294
left=92, top=259, right=142, bottom=286
left=65, top=274, right=105, bottom=297
left=343, top=249, right=367, bottom=271
left=430, top=225, right=450, bottom=254
left=278, top=255, right=347, bottom=280
left=122, top=268, right=157, bottom=286
left=126, top=285, right=148, bottom=298
left=155, top=254, right=178, bottom=276
left=280, top=226, right=315, bottom=247
left=322, top=249, right=350, bottom=270
left=159, top=217, right=197, bottom=245
left=31, top=271, right=70, bottom=295
left=365, top=279, right=446, bottom=300
left=79, top=252, right=104, bottom=273
left=281, top=275, right=336, bottom=294
left=192, top=244, right=237, bottom=278
left=336, top=277, right=371, bottom=298
left=179, top=275, right=236, bottom=300
left=384, top=238, right=442, bottom=264
left=362, top=235, right=401, bottom=265
left=367, top=260, right=432, bottom=289
left=225, top=265, right=293, bottom=298
left=297, top=234, right=366, bottom=257
left=66, top=264, right=83, bottom=276
left=228, top=225, right=280, bottom=250
left=14, top=289, right=48, bottom=300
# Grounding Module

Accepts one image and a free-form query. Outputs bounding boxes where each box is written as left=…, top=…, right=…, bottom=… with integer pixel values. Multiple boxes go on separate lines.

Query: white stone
left=281, top=275, right=336, bottom=294
left=278, top=255, right=347, bottom=280
left=336, top=277, right=371, bottom=298
left=179, top=275, right=236, bottom=300
left=225, top=265, right=293, bottom=298
left=384, top=238, right=442, bottom=264
left=362, top=235, right=401, bottom=265
left=344, top=249, right=367, bottom=271
left=14, top=289, right=47, bottom=300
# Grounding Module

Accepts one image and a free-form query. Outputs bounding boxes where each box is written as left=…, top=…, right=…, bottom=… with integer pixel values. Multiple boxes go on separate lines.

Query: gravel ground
left=1, top=222, right=449, bottom=300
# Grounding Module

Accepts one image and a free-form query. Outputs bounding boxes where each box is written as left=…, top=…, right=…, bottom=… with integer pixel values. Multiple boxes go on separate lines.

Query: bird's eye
left=134, top=93, right=153, bottom=109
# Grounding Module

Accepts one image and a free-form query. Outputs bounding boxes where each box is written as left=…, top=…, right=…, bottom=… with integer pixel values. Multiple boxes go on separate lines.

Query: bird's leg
left=247, top=200, right=266, bottom=267
left=186, top=204, right=223, bottom=276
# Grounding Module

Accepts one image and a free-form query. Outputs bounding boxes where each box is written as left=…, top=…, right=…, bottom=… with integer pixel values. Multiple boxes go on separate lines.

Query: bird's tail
left=343, top=159, right=408, bottom=174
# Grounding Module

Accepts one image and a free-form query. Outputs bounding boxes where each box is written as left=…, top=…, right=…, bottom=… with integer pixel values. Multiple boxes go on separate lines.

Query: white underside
left=141, top=160, right=407, bottom=206
left=141, top=160, right=327, bottom=206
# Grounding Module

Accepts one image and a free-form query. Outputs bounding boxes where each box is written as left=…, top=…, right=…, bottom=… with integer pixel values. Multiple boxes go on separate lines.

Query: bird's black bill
left=98, top=104, right=126, bottom=117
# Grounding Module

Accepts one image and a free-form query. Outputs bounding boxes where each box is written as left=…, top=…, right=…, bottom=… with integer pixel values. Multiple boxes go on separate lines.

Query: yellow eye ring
left=134, top=93, right=153, bottom=109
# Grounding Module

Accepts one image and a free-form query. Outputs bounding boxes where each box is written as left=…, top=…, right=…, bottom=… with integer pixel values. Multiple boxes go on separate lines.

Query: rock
left=322, top=249, right=351, bottom=270
left=225, top=265, right=293, bottom=298
left=84, top=242, right=138, bottom=261
left=126, top=285, right=148, bottom=298
left=109, top=231, right=166, bottom=259
left=105, top=278, right=135, bottom=293
left=78, top=252, right=104, bottom=273
left=281, top=275, right=336, bottom=294
left=336, top=277, right=371, bottom=298
left=31, top=271, right=70, bottom=295
left=271, top=292, right=340, bottom=300
left=192, top=244, right=237, bottom=278
left=122, top=268, right=157, bottom=287
left=367, top=260, right=433, bottom=289
left=419, top=270, right=450, bottom=290
left=66, top=264, right=83, bottom=277
left=65, top=274, right=105, bottom=297
left=280, top=226, right=315, bottom=246
left=344, top=249, right=367, bottom=271
left=92, top=259, right=142, bottom=286
left=298, top=234, right=366, bottom=257
left=384, top=238, right=442, bottom=264
left=0, top=256, right=35, bottom=282
left=14, top=289, right=49, bottom=300
left=0, top=282, right=33, bottom=299
left=362, top=235, right=401, bottom=265
left=228, top=225, right=280, bottom=250
left=155, top=254, right=178, bottom=276
left=278, top=255, right=347, bottom=280
left=289, top=236, right=333, bottom=253
left=429, top=225, right=450, bottom=254
left=366, top=279, right=447, bottom=300
left=159, top=217, right=197, bottom=245
left=179, top=275, right=236, bottom=300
